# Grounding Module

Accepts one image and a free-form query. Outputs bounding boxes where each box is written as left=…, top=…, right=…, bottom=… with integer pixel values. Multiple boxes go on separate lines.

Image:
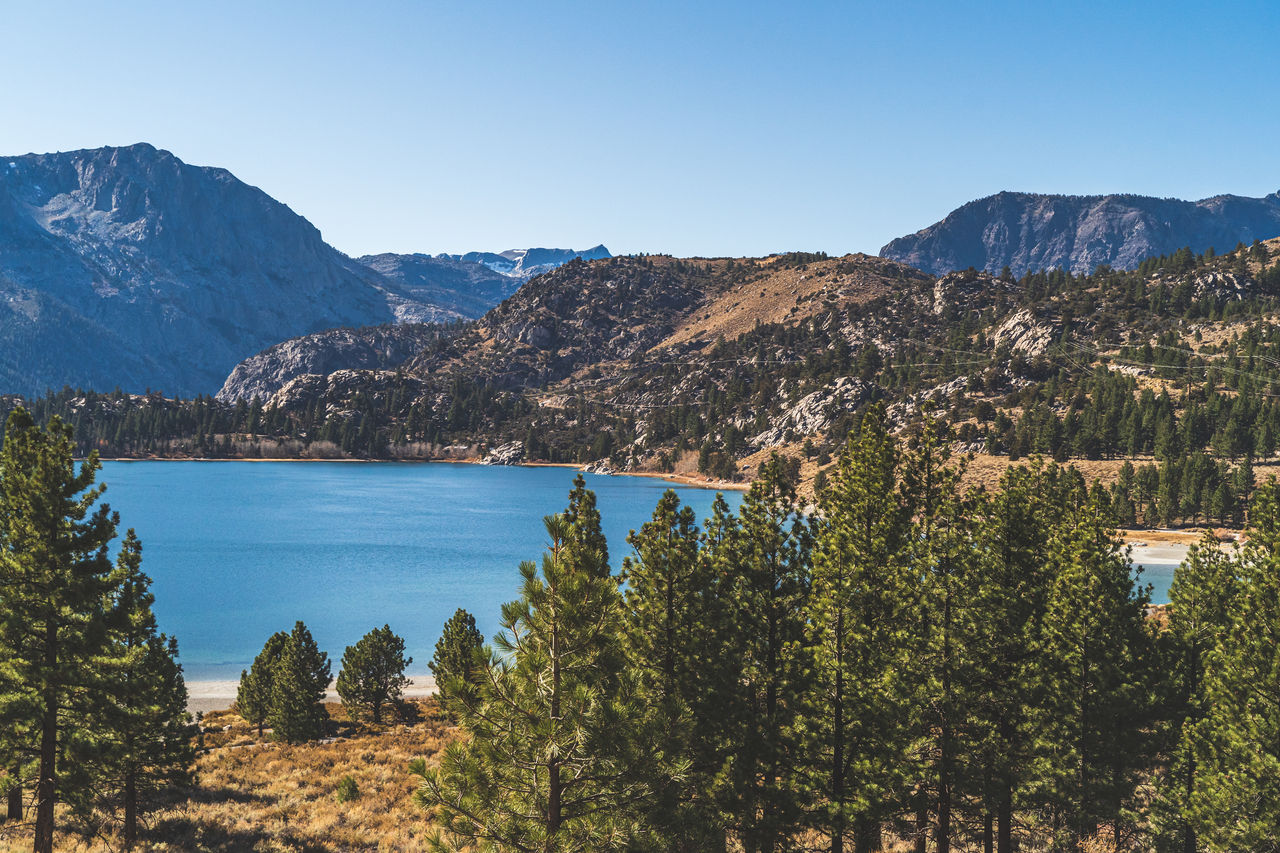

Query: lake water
left=99, top=462, right=742, bottom=680
left=95, top=461, right=1177, bottom=681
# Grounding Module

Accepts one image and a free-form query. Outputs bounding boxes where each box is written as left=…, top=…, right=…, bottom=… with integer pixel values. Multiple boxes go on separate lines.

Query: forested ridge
left=8, top=242, right=1280, bottom=528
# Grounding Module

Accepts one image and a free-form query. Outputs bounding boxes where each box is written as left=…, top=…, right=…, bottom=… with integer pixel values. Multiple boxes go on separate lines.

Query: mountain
left=444, top=245, right=611, bottom=278
left=0, top=143, right=466, bottom=396
left=353, top=245, right=610, bottom=320
left=880, top=190, right=1280, bottom=277
left=354, top=253, right=523, bottom=319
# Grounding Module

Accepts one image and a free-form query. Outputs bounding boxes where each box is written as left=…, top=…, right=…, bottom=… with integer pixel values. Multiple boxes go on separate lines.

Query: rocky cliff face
left=216, top=324, right=448, bottom=403
left=881, top=190, right=1280, bottom=277
left=0, top=144, right=456, bottom=396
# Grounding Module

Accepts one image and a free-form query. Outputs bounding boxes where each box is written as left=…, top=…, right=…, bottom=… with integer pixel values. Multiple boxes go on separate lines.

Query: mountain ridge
left=0, top=143, right=606, bottom=396
left=880, top=189, right=1280, bottom=277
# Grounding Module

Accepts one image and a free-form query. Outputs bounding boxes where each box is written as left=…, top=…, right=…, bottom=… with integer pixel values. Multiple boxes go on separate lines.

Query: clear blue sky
left=3, top=0, right=1277, bottom=258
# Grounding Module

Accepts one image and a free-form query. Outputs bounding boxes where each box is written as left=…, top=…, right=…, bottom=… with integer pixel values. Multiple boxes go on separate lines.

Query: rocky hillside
left=881, top=190, right=1280, bottom=277
left=21, top=241, right=1280, bottom=516
left=0, top=144, right=462, bottom=396
left=215, top=324, right=452, bottom=403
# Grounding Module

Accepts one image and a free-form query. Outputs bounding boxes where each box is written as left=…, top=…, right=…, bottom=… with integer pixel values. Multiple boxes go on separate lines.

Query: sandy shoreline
left=185, top=675, right=437, bottom=716
left=96, top=456, right=750, bottom=491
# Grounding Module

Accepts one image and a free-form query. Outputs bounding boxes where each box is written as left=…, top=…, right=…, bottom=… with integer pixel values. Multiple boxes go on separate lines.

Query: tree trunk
left=34, top=695, right=57, bottom=853
left=997, top=732, right=1013, bottom=853
left=5, top=778, right=20, bottom=821
left=34, top=619, right=58, bottom=853
left=983, top=812, right=994, bottom=853
left=123, top=773, right=137, bottom=850
left=831, top=616, right=844, bottom=853
left=914, top=802, right=927, bottom=853
left=853, top=816, right=880, bottom=853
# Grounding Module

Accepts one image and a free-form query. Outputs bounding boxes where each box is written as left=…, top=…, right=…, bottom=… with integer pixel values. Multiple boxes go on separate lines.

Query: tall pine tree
left=0, top=408, right=120, bottom=853
left=801, top=408, right=912, bottom=853
left=415, top=501, right=661, bottom=851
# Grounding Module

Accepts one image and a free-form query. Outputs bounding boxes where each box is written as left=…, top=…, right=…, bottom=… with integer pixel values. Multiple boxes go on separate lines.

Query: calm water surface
left=99, top=462, right=742, bottom=680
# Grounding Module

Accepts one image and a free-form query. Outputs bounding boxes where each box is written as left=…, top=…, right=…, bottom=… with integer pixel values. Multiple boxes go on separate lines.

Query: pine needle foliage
left=414, top=499, right=664, bottom=852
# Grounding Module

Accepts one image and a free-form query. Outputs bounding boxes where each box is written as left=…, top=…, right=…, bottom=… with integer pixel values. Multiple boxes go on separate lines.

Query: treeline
left=0, top=410, right=191, bottom=852
left=412, top=415, right=1280, bottom=852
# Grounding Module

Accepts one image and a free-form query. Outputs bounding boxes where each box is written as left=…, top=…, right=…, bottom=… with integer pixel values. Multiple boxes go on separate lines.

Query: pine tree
left=336, top=624, right=412, bottom=725
left=969, top=460, right=1083, bottom=853
left=801, top=409, right=911, bottom=853
left=898, top=419, right=983, bottom=853
left=429, top=609, right=484, bottom=706
left=267, top=622, right=332, bottom=744
left=415, top=504, right=660, bottom=850
left=1151, top=533, right=1237, bottom=853
left=85, top=531, right=193, bottom=848
left=564, top=473, right=610, bottom=576
left=0, top=409, right=120, bottom=853
left=715, top=455, right=811, bottom=853
left=1186, top=482, right=1280, bottom=849
left=1029, top=493, right=1155, bottom=849
left=236, top=631, right=288, bottom=737
left=621, top=489, right=724, bottom=847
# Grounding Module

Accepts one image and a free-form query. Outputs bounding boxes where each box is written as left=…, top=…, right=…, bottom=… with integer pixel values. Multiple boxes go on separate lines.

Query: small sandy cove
left=185, top=675, right=438, bottom=715
left=1122, top=528, right=1239, bottom=568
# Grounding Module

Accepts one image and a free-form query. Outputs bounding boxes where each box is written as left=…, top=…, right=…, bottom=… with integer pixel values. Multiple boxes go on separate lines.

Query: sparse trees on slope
left=0, top=408, right=120, bottom=853
left=337, top=624, right=412, bottom=725
left=267, top=621, right=332, bottom=743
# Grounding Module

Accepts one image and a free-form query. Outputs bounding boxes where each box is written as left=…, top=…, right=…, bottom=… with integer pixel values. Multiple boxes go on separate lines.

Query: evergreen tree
left=564, top=473, right=610, bottom=577
left=0, top=409, right=119, bottom=853
left=236, top=631, right=288, bottom=737
left=899, top=421, right=981, bottom=853
left=1151, top=533, right=1237, bottom=853
left=1029, top=494, right=1155, bottom=849
left=969, top=460, right=1082, bottom=853
left=622, top=489, right=724, bottom=848
left=429, top=609, right=484, bottom=706
left=85, top=531, right=193, bottom=848
left=715, top=455, right=811, bottom=853
left=1186, top=482, right=1280, bottom=849
left=801, top=409, right=911, bottom=853
left=266, top=621, right=332, bottom=744
left=336, top=624, right=412, bottom=725
left=415, top=505, right=661, bottom=851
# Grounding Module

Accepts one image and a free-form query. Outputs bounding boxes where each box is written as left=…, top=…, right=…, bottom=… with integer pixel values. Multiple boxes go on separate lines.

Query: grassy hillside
left=0, top=702, right=452, bottom=853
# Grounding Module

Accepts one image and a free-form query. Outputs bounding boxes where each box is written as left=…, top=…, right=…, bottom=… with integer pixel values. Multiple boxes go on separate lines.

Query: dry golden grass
left=0, top=700, right=454, bottom=852
left=655, top=254, right=910, bottom=351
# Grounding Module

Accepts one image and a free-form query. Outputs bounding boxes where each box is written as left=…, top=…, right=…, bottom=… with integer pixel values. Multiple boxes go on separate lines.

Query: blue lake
left=99, top=461, right=743, bottom=680
left=94, top=461, right=1176, bottom=681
